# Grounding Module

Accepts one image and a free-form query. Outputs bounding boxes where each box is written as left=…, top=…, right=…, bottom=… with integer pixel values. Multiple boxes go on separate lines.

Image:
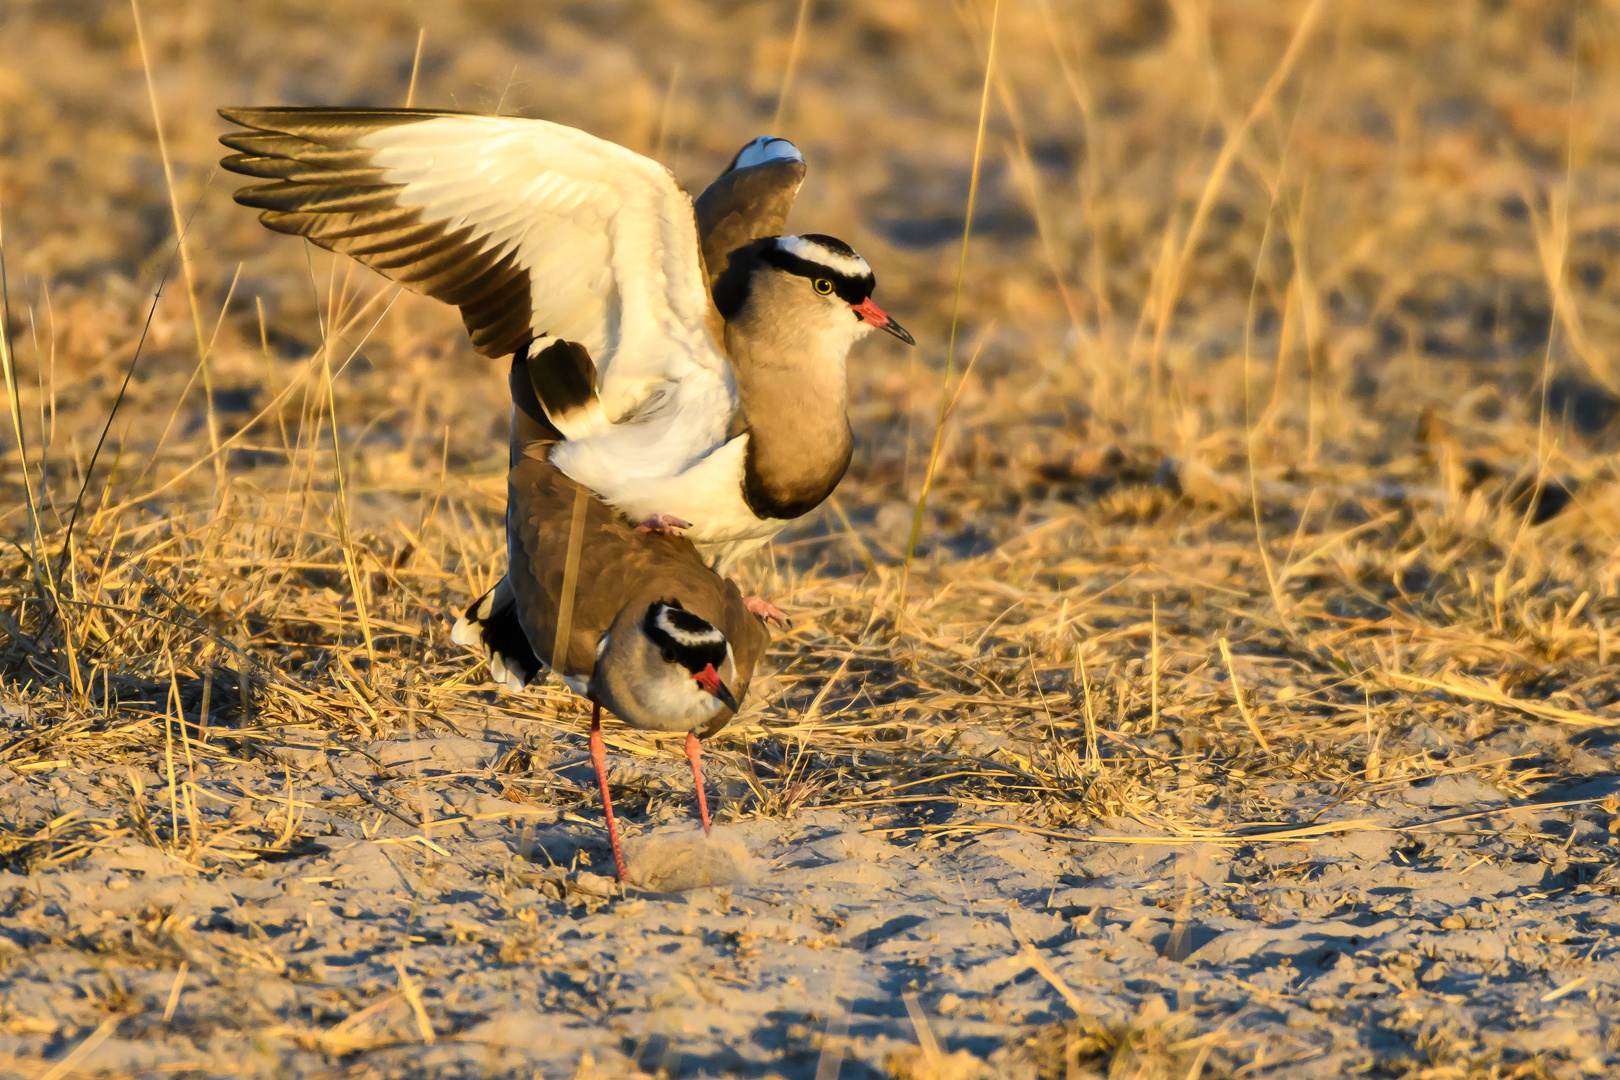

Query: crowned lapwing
left=503, top=419, right=768, bottom=881
left=427, top=133, right=909, bottom=688
left=219, top=111, right=907, bottom=540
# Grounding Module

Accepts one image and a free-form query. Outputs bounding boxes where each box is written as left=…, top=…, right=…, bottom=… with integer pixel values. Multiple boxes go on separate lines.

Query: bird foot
left=635, top=513, right=692, bottom=535
left=744, top=595, right=792, bottom=629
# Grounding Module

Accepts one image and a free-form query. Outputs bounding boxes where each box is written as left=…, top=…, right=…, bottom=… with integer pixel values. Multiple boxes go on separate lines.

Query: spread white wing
left=220, top=108, right=725, bottom=428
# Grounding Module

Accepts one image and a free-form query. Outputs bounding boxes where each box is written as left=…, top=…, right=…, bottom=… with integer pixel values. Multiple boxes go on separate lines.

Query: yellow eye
left=813, top=278, right=834, bottom=295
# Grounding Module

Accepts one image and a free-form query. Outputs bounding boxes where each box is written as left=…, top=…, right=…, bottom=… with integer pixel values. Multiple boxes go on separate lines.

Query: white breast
left=552, top=434, right=788, bottom=562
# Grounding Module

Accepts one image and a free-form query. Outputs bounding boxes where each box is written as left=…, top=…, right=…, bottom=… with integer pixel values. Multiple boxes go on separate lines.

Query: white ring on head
left=734, top=136, right=804, bottom=170
left=653, top=607, right=726, bottom=647
left=778, top=235, right=871, bottom=279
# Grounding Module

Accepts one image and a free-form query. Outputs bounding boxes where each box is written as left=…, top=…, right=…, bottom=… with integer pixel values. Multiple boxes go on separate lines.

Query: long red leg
left=685, top=731, right=711, bottom=835
left=589, top=703, right=628, bottom=881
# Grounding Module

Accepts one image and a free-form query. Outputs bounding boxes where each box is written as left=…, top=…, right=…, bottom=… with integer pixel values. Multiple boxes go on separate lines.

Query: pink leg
left=589, top=703, right=628, bottom=882
left=635, top=513, right=691, bottom=535
left=685, top=731, right=711, bottom=836
left=743, top=595, right=791, bottom=628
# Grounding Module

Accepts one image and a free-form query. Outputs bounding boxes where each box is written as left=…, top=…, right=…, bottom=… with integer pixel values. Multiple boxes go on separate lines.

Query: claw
left=635, top=513, right=692, bottom=535
left=743, top=595, right=791, bottom=629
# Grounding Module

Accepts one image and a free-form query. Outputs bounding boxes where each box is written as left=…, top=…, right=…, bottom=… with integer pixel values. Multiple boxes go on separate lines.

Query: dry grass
left=3, top=1, right=1620, bottom=1077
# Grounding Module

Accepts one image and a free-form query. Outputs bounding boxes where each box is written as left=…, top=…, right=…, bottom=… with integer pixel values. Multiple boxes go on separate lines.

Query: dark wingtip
left=525, top=338, right=600, bottom=429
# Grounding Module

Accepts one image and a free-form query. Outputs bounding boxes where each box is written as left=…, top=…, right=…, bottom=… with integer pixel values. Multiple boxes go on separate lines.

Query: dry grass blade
left=1218, top=637, right=1270, bottom=752
left=318, top=347, right=375, bottom=670
left=772, top=0, right=816, bottom=133
left=130, top=0, right=219, bottom=476
left=392, top=957, right=435, bottom=1045
left=897, top=0, right=1001, bottom=621
left=0, top=208, right=51, bottom=596
left=36, top=1016, right=123, bottom=1080
left=1020, top=942, right=1083, bottom=1015
left=546, top=484, right=589, bottom=679
left=1145, top=0, right=1329, bottom=439
left=404, top=28, right=426, bottom=109
left=901, top=991, right=943, bottom=1063
left=161, top=960, right=188, bottom=1024
left=1386, top=671, right=1618, bottom=728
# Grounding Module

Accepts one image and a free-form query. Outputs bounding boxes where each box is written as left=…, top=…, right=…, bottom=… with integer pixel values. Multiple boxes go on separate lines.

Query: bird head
left=755, top=234, right=915, bottom=349
left=595, top=598, right=740, bottom=731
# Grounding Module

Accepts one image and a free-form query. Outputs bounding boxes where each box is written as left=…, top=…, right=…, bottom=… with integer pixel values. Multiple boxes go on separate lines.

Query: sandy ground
left=3, top=710, right=1619, bottom=1079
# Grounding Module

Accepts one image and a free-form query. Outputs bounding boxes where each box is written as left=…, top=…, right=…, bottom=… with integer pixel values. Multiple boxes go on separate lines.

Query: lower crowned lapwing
left=495, top=379, right=769, bottom=880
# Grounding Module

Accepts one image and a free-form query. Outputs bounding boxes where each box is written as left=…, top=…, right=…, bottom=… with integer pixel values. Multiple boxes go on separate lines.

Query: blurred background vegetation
left=3, top=0, right=1618, bottom=525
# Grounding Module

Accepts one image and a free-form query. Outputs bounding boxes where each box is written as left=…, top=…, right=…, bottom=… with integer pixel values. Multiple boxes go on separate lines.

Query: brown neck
left=727, top=317, right=853, bottom=523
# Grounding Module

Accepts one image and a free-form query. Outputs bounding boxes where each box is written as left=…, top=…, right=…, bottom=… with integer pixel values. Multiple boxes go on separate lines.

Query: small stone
left=1439, top=914, right=1466, bottom=930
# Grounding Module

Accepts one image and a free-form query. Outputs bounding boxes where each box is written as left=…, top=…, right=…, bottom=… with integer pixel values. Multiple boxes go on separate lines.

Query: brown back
left=504, top=451, right=768, bottom=716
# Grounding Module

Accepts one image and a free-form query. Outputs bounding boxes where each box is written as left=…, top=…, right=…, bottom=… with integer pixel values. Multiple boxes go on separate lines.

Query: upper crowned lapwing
left=218, top=110, right=907, bottom=558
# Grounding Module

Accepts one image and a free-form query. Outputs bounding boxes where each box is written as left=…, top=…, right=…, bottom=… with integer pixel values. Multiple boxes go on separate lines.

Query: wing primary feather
left=221, top=157, right=390, bottom=187
left=218, top=132, right=377, bottom=169
left=334, top=219, right=447, bottom=258
left=412, top=252, right=523, bottom=308
left=219, top=106, right=472, bottom=141
left=233, top=182, right=407, bottom=216
left=262, top=206, right=424, bottom=244
left=453, top=583, right=542, bottom=688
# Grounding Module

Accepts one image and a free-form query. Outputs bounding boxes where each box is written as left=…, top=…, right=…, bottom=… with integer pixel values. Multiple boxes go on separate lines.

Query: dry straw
left=898, top=0, right=1002, bottom=621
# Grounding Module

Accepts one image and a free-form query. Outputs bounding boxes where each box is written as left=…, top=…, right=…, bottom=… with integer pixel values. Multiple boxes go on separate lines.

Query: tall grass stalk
left=0, top=204, right=79, bottom=692
left=131, top=0, right=222, bottom=485
left=896, top=0, right=1001, bottom=625
left=1144, top=0, right=1327, bottom=441
left=772, top=0, right=816, bottom=133
left=405, top=28, right=426, bottom=108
